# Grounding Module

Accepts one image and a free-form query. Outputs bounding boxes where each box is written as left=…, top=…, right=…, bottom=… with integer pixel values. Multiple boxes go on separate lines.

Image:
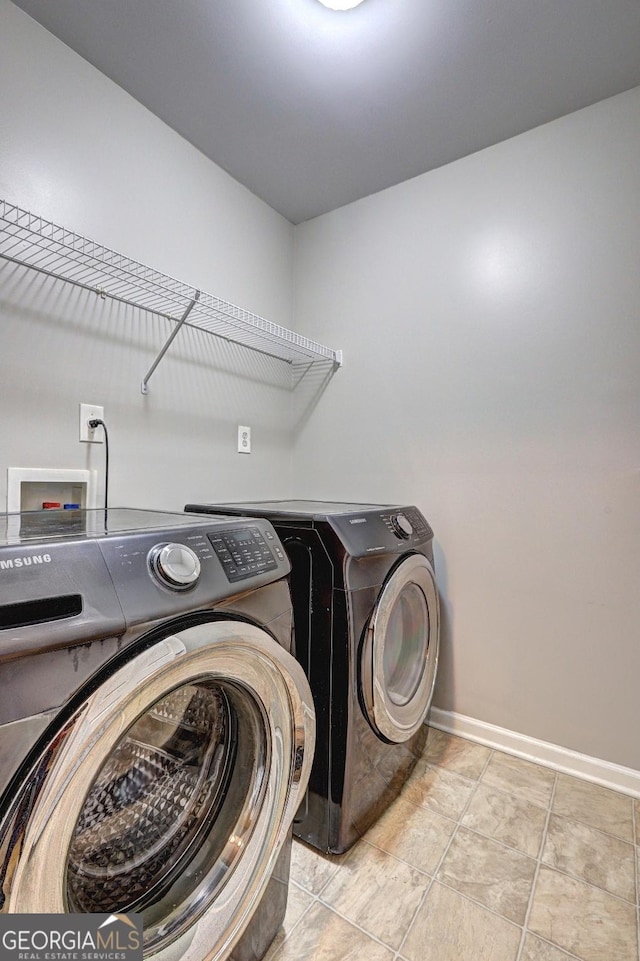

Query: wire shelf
left=0, top=199, right=342, bottom=390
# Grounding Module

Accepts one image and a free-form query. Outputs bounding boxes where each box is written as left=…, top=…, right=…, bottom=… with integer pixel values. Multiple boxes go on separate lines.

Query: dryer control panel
left=328, top=506, right=433, bottom=557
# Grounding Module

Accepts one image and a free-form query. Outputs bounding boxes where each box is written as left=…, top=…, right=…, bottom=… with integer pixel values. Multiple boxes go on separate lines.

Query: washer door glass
left=362, top=554, right=439, bottom=742
left=0, top=620, right=315, bottom=961
left=67, top=679, right=263, bottom=925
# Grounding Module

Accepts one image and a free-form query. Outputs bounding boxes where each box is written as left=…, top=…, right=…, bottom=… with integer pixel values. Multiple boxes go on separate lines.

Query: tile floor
left=266, top=727, right=639, bottom=961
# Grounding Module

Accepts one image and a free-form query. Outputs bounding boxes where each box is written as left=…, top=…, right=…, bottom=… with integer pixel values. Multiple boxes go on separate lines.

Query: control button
left=149, top=543, right=201, bottom=590
left=207, top=527, right=278, bottom=580
left=390, top=513, right=413, bottom=539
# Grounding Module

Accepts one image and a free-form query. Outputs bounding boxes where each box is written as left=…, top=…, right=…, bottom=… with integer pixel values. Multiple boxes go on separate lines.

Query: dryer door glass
left=0, top=620, right=315, bottom=961
left=383, top=582, right=430, bottom=707
left=363, top=554, right=440, bottom=743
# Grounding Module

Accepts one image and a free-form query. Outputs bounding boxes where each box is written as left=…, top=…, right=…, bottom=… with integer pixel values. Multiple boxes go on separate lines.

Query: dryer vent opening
left=66, top=679, right=268, bottom=939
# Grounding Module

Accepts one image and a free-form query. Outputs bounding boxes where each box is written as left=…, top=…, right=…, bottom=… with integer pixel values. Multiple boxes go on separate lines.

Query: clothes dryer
left=184, top=501, right=439, bottom=854
left=0, top=508, right=314, bottom=961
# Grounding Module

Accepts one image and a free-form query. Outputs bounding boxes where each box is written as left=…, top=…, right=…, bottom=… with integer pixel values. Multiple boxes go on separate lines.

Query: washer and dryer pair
left=185, top=501, right=440, bottom=855
left=0, top=508, right=315, bottom=961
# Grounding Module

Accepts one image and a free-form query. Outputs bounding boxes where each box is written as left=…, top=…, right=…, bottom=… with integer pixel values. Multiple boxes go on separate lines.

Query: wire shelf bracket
left=141, top=291, right=201, bottom=394
left=0, top=199, right=343, bottom=391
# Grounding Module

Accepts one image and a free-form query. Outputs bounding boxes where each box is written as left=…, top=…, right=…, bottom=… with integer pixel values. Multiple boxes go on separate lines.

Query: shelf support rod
left=141, top=291, right=201, bottom=394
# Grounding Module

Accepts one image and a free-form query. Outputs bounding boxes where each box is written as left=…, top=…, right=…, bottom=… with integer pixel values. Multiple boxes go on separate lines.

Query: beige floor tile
left=528, top=866, right=638, bottom=961
left=283, top=882, right=316, bottom=928
left=423, top=727, right=491, bottom=778
left=542, top=813, right=636, bottom=902
left=482, top=752, right=555, bottom=808
left=436, top=826, right=536, bottom=924
left=401, top=880, right=521, bottom=961
left=283, top=743, right=640, bottom=961
left=290, top=839, right=342, bottom=895
left=462, top=783, right=547, bottom=857
left=261, top=884, right=315, bottom=961
left=320, top=840, right=428, bottom=950
left=270, top=901, right=394, bottom=961
left=364, top=793, right=455, bottom=874
left=520, top=933, right=580, bottom=961
left=401, top=758, right=476, bottom=819
left=553, top=774, right=634, bottom=842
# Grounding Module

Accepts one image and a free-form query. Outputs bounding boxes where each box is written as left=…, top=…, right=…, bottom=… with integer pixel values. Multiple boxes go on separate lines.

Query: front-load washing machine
left=184, top=500, right=439, bottom=854
left=0, top=508, right=315, bottom=961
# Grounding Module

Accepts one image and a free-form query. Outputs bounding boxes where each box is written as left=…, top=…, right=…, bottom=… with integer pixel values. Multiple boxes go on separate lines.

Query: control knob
left=149, top=542, right=201, bottom=590
left=390, top=513, right=413, bottom=539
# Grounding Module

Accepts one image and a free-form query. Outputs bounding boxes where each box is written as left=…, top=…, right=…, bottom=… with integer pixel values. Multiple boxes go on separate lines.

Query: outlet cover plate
left=79, top=403, right=104, bottom=442
left=237, top=425, right=251, bottom=454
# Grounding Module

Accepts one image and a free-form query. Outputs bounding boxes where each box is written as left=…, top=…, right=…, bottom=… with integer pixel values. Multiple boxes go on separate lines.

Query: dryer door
left=0, top=620, right=314, bottom=961
left=361, top=554, right=439, bottom=743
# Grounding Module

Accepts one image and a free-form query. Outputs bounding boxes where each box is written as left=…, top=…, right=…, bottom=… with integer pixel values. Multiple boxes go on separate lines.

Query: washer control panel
left=97, top=516, right=290, bottom=622
left=148, top=542, right=202, bottom=590
left=208, top=526, right=282, bottom=582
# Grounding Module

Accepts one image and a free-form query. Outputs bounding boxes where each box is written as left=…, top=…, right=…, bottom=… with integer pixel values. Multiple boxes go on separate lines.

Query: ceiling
left=11, top=0, right=640, bottom=224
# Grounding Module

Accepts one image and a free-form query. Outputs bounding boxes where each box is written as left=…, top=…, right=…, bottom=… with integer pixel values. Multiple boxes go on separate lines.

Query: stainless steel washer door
left=0, top=620, right=315, bottom=961
left=361, top=554, right=440, bottom=742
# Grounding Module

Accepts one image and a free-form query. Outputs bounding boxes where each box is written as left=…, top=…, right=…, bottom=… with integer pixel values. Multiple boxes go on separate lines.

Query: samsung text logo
left=348, top=518, right=367, bottom=525
left=0, top=554, right=52, bottom=571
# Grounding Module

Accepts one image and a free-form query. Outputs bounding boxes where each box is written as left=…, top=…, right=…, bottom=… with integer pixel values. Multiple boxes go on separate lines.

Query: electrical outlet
left=237, top=425, right=251, bottom=454
left=79, top=403, right=105, bottom=443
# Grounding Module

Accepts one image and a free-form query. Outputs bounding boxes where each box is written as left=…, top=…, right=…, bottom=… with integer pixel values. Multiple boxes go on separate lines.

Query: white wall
left=2, top=0, right=639, bottom=773
left=293, top=87, right=640, bottom=771
left=0, top=0, right=295, bottom=511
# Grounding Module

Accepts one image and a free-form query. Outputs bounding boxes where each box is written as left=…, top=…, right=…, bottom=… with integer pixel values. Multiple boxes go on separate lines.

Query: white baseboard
left=428, top=707, right=640, bottom=800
